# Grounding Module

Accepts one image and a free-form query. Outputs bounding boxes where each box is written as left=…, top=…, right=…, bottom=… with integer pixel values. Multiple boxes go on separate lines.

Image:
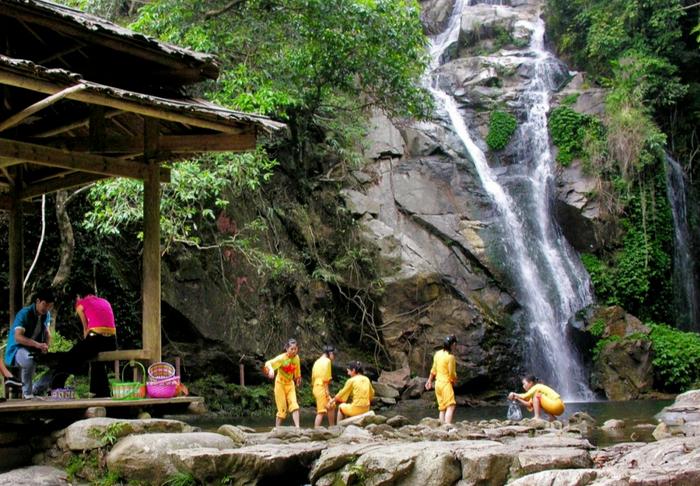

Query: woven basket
left=147, top=375, right=180, bottom=398
left=148, top=362, right=176, bottom=381
left=50, top=387, right=75, bottom=400
left=110, top=361, right=146, bottom=400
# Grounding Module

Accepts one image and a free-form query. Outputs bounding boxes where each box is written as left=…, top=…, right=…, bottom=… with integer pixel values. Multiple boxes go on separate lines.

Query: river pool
left=174, top=398, right=672, bottom=446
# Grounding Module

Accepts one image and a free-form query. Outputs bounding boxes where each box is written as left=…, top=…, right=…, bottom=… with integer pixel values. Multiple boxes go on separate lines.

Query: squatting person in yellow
left=508, top=374, right=565, bottom=421
left=264, top=339, right=302, bottom=428
left=312, top=345, right=336, bottom=428
left=425, top=334, right=458, bottom=424
left=328, top=361, right=374, bottom=421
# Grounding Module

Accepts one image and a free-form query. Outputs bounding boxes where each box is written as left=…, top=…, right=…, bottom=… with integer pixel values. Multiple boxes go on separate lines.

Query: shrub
left=548, top=106, right=604, bottom=166
left=648, top=323, right=700, bottom=391
left=486, top=110, right=517, bottom=151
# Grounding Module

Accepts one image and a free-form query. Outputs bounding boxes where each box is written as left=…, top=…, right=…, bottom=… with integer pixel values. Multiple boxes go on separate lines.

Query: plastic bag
left=507, top=400, right=522, bottom=421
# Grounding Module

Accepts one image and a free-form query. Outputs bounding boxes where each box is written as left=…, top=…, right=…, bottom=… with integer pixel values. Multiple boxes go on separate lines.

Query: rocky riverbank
left=2, top=391, right=699, bottom=485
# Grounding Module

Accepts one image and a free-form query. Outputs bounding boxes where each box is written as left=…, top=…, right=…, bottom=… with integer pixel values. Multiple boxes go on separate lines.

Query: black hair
left=442, top=334, right=457, bottom=351
left=284, top=338, right=298, bottom=350
left=522, top=374, right=538, bottom=384
left=34, top=288, right=56, bottom=304
left=73, top=283, right=95, bottom=299
left=323, top=345, right=336, bottom=355
left=347, top=360, right=364, bottom=374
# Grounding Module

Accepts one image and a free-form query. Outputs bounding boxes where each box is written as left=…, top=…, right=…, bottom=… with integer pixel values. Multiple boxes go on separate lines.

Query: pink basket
left=146, top=376, right=179, bottom=398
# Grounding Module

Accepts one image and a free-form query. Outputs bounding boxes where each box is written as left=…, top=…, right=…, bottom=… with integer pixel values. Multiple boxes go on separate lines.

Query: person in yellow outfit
left=425, top=334, right=458, bottom=424
left=312, top=345, right=336, bottom=428
left=264, top=339, right=302, bottom=427
left=508, top=374, right=565, bottom=421
left=328, top=361, right=374, bottom=421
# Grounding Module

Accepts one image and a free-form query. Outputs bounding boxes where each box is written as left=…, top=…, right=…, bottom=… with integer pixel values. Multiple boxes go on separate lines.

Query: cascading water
left=665, top=154, right=700, bottom=331
left=427, top=0, right=594, bottom=399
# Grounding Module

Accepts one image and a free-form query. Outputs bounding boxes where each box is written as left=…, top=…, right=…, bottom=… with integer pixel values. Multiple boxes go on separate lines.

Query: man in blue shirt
left=4, top=288, right=54, bottom=398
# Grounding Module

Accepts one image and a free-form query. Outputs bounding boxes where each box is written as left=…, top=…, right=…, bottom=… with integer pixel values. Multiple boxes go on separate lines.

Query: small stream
left=175, top=399, right=672, bottom=447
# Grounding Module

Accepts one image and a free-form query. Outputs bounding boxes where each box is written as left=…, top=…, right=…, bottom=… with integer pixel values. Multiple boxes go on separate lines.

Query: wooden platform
left=0, top=396, right=204, bottom=424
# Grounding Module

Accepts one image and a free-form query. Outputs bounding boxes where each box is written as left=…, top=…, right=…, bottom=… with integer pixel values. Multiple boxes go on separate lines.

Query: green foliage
left=89, top=422, right=127, bottom=446
left=131, top=0, right=432, bottom=162
left=588, top=318, right=606, bottom=337
left=561, top=93, right=580, bottom=106
left=189, top=375, right=273, bottom=415
left=548, top=106, right=604, bottom=166
left=163, top=472, right=198, bottom=486
left=486, top=110, right=517, bottom=151
left=592, top=335, right=621, bottom=360
left=48, top=330, right=74, bottom=353
left=83, top=149, right=277, bottom=251
left=581, top=168, right=674, bottom=322
left=65, top=455, right=85, bottom=482
left=648, top=322, right=700, bottom=391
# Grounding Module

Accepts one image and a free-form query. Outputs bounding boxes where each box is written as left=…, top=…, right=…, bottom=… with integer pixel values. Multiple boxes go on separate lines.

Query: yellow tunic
left=265, top=352, right=301, bottom=419
left=517, top=383, right=565, bottom=416
left=430, top=349, right=457, bottom=411
left=311, top=355, right=333, bottom=414
left=335, top=375, right=374, bottom=417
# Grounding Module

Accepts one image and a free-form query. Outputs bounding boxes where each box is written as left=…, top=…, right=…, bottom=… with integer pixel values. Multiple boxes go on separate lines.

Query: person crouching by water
left=328, top=361, right=374, bottom=422
left=425, top=334, right=458, bottom=424
left=264, top=339, right=302, bottom=428
left=312, top=345, right=336, bottom=428
left=508, top=374, right=565, bottom=421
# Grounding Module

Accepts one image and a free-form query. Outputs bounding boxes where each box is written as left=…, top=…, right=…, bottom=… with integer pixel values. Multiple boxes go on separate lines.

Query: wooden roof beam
left=33, top=109, right=123, bottom=138
left=0, top=83, right=87, bottom=133
left=0, top=138, right=171, bottom=182
left=3, top=6, right=218, bottom=81
left=26, top=132, right=257, bottom=154
left=19, top=171, right=106, bottom=200
left=0, top=70, right=249, bottom=134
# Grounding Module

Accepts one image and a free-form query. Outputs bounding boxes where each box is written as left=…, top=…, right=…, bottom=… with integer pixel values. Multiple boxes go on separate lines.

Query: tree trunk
left=51, top=190, right=74, bottom=290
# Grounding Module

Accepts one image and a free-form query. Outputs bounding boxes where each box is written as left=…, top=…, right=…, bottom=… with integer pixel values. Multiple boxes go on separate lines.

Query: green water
left=177, top=399, right=672, bottom=446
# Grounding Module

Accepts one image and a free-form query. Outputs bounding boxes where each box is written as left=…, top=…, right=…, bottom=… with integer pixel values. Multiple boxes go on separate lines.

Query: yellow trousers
left=313, top=384, right=331, bottom=414
left=274, top=378, right=299, bottom=419
left=339, top=403, right=369, bottom=417
left=435, top=380, right=456, bottom=411
left=539, top=393, right=565, bottom=416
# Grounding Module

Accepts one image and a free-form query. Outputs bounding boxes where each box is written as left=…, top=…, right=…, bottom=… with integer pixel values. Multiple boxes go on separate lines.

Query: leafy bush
left=486, top=110, right=517, bottom=151
left=548, top=106, right=604, bottom=166
left=648, top=323, right=700, bottom=391
left=189, top=375, right=273, bottom=415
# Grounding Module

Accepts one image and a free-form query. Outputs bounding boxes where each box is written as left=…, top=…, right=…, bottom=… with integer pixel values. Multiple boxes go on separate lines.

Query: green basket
left=110, top=360, right=146, bottom=400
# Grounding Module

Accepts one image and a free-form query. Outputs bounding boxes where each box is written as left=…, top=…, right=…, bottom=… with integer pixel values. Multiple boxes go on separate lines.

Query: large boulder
left=591, top=337, right=654, bottom=400
left=62, top=418, right=196, bottom=451
left=106, top=432, right=235, bottom=482
left=378, top=366, right=411, bottom=390
left=655, top=389, right=700, bottom=437
left=0, top=466, right=68, bottom=485
left=171, top=442, right=327, bottom=485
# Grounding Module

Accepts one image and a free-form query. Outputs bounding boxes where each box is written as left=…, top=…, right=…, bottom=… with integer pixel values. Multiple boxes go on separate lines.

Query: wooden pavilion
left=0, top=0, right=285, bottom=367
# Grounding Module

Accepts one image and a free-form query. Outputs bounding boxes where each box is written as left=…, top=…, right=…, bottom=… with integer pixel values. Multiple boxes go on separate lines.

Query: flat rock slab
left=0, top=465, right=68, bottom=485
left=312, top=437, right=592, bottom=486
left=106, top=432, right=235, bottom=483
left=63, top=417, right=196, bottom=450
left=171, top=442, right=328, bottom=485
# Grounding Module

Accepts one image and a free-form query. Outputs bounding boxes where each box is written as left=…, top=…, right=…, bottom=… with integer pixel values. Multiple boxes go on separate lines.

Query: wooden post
left=142, top=118, right=161, bottom=363
left=8, top=167, right=24, bottom=320
left=239, top=363, right=245, bottom=387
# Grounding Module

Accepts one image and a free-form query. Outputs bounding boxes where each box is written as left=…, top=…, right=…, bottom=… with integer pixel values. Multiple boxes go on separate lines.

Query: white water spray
left=665, top=155, right=700, bottom=331
left=427, top=1, right=594, bottom=399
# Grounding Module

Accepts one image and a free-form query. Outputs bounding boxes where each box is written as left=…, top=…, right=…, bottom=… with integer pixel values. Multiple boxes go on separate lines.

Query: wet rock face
left=591, top=338, right=654, bottom=400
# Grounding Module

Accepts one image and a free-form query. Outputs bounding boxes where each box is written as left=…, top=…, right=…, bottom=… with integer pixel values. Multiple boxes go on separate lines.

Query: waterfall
left=665, top=155, right=700, bottom=331
left=427, top=1, right=594, bottom=399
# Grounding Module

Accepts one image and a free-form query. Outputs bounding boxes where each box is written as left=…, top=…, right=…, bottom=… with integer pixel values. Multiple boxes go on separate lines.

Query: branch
left=204, top=0, right=246, bottom=19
